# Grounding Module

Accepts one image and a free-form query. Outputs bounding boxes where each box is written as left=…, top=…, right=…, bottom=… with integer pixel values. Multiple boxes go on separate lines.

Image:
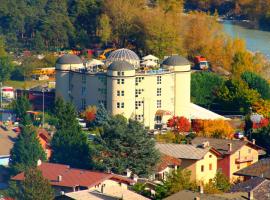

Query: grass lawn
left=3, top=80, right=50, bottom=89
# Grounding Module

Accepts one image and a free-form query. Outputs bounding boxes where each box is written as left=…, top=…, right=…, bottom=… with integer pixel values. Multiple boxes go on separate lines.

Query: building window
left=117, top=79, right=121, bottom=84
left=135, top=89, right=144, bottom=97
left=209, top=155, right=212, bottom=158
left=209, top=164, right=212, bottom=171
left=157, top=76, right=161, bottom=84
left=157, top=100, right=161, bottom=108
left=121, top=79, right=125, bottom=84
left=117, top=71, right=121, bottom=76
left=136, top=77, right=144, bottom=85
left=121, top=102, right=124, bottom=108
left=248, top=149, right=252, bottom=154
left=117, top=91, right=120, bottom=96
left=201, top=165, right=204, bottom=172
left=135, top=115, right=144, bottom=121
left=121, top=91, right=124, bottom=96
left=135, top=101, right=144, bottom=109
left=117, top=102, right=120, bottom=108
left=157, top=88, right=161, bottom=96
left=122, top=72, right=124, bottom=76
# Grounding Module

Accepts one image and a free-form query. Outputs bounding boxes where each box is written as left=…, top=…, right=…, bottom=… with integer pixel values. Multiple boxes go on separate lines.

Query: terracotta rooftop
left=191, top=137, right=264, bottom=155
left=156, top=154, right=181, bottom=172
left=234, top=158, right=270, bottom=179
left=12, top=162, right=134, bottom=188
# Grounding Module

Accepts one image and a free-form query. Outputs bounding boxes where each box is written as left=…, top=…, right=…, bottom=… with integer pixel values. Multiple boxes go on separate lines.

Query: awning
left=142, top=54, right=159, bottom=61
left=156, top=110, right=172, bottom=116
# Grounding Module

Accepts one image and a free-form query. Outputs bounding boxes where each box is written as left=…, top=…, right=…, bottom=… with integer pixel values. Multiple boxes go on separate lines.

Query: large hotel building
left=56, top=49, right=225, bottom=129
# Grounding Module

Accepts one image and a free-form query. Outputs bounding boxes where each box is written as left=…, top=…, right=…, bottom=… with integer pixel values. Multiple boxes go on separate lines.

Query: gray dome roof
left=106, top=48, right=140, bottom=64
left=162, top=55, right=190, bottom=66
left=56, top=54, right=83, bottom=64
left=108, top=61, right=135, bottom=71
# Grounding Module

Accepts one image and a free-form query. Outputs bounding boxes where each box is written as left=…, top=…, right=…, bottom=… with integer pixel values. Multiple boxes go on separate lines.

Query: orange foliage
left=167, top=116, right=191, bottom=133
left=192, top=119, right=234, bottom=139
left=81, top=106, right=97, bottom=122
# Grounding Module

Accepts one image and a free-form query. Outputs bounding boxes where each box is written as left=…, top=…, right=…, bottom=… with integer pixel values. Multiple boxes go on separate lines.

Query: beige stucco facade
left=180, top=151, right=218, bottom=184
left=229, top=145, right=259, bottom=182
left=56, top=61, right=191, bottom=129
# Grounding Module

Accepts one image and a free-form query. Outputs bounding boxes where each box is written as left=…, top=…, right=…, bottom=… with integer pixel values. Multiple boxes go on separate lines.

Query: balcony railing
left=235, top=156, right=253, bottom=163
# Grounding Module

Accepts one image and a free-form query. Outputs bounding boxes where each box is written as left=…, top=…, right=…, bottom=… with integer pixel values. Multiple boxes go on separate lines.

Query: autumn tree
left=81, top=105, right=97, bottom=124
left=192, top=119, right=235, bottom=138
left=97, top=14, right=112, bottom=45
left=167, top=116, right=191, bottom=133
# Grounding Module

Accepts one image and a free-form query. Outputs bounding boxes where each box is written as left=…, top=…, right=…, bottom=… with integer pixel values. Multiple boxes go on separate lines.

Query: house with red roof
left=153, top=154, right=181, bottom=180
left=37, top=128, right=52, bottom=159
left=12, top=162, right=135, bottom=196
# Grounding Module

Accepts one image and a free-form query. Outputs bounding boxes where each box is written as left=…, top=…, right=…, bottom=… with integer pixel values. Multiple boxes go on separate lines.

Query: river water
left=222, top=20, right=270, bottom=58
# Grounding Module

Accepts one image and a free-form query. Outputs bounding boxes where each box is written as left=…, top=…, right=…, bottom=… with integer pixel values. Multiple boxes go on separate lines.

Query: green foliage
left=213, top=79, right=260, bottom=114
left=155, top=131, right=187, bottom=144
left=91, top=103, right=110, bottom=128
left=155, top=169, right=194, bottom=199
left=252, top=125, right=270, bottom=155
left=98, top=14, right=112, bottom=45
left=0, top=56, right=14, bottom=82
left=132, top=183, right=152, bottom=199
left=53, top=97, right=80, bottom=131
left=213, top=170, right=231, bottom=192
left=191, top=72, right=224, bottom=107
left=10, top=126, right=46, bottom=174
left=21, top=168, right=54, bottom=200
left=11, top=95, right=32, bottom=126
left=95, top=115, right=159, bottom=176
left=50, top=97, right=93, bottom=169
left=241, top=71, right=270, bottom=100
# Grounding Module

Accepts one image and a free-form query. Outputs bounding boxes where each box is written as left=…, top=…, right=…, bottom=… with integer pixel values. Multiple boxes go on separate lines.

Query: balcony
left=235, top=156, right=253, bottom=163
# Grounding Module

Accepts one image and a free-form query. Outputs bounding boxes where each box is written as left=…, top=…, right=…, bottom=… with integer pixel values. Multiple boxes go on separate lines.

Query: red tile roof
left=156, top=154, right=181, bottom=172
left=12, top=162, right=134, bottom=188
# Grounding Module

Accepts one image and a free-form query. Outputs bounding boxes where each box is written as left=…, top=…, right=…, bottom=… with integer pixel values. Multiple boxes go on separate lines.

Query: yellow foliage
left=252, top=99, right=270, bottom=118
left=192, top=119, right=235, bottom=139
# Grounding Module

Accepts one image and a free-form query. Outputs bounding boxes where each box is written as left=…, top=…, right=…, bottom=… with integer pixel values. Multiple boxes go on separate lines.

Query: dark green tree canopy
left=241, top=71, right=270, bottom=100
left=11, top=95, right=32, bottom=126
left=21, top=168, right=54, bottom=200
left=191, top=72, right=224, bottom=108
left=95, top=115, right=160, bottom=177
left=10, top=126, right=46, bottom=174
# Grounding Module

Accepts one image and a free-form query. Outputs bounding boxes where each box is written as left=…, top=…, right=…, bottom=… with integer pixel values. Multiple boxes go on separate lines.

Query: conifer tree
left=10, top=126, right=46, bottom=174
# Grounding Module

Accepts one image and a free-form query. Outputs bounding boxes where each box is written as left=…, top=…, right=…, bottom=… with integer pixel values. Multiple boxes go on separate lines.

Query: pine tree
left=92, top=103, right=110, bottom=127
left=10, top=126, right=46, bottom=174
left=96, top=115, right=160, bottom=177
left=51, top=98, right=92, bottom=169
left=12, top=95, right=32, bottom=126
left=21, top=168, right=54, bottom=200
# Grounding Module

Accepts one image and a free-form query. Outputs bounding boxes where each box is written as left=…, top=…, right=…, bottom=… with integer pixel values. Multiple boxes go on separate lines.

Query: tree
left=251, top=124, right=270, bottom=154
left=10, top=126, right=46, bottom=174
left=81, top=105, right=97, bottom=124
left=155, top=169, right=195, bottom=199
left=97, top=14, right=112, bottom=45
left=192, top=119, right=235, bottom=139
left=53, top=97, right=80, bottom=131
left=0, top=56, right=14, bottom=82
left=50, top=98, right=92, bottom=169
left=167, top=116, right=191, bottom=133
left=241, top=71, right=270, bottom=100
left=213, top=170, right=231, bottom=192
left=213, top=79, right=260, bottom=114
left=11, top=95, right=32, bottom=126
left=92, top=103, right=110, bottom=127
left=95, top=115, right=159, bottom=177
left=20, top=168, right=54, bottom=200
left=191, top=72, right=224, bottom=107
left=50, top=129, right=92, bottom=169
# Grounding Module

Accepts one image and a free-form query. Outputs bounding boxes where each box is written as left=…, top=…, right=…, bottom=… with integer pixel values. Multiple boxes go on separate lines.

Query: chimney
left=133, top=174, right=138, bottom=182
left=252, top=139, right=256, bottom=144
left=58, top=175, right=62, bottom=182
left=199, top=185, right=204, bottom=194
left=126, top=169, right=132, bottom=178
left=37, top=159, right=42, bottom=166
left=248, top=191, right=254, bottom=200
left=228, top=143, right=232, bottom=152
